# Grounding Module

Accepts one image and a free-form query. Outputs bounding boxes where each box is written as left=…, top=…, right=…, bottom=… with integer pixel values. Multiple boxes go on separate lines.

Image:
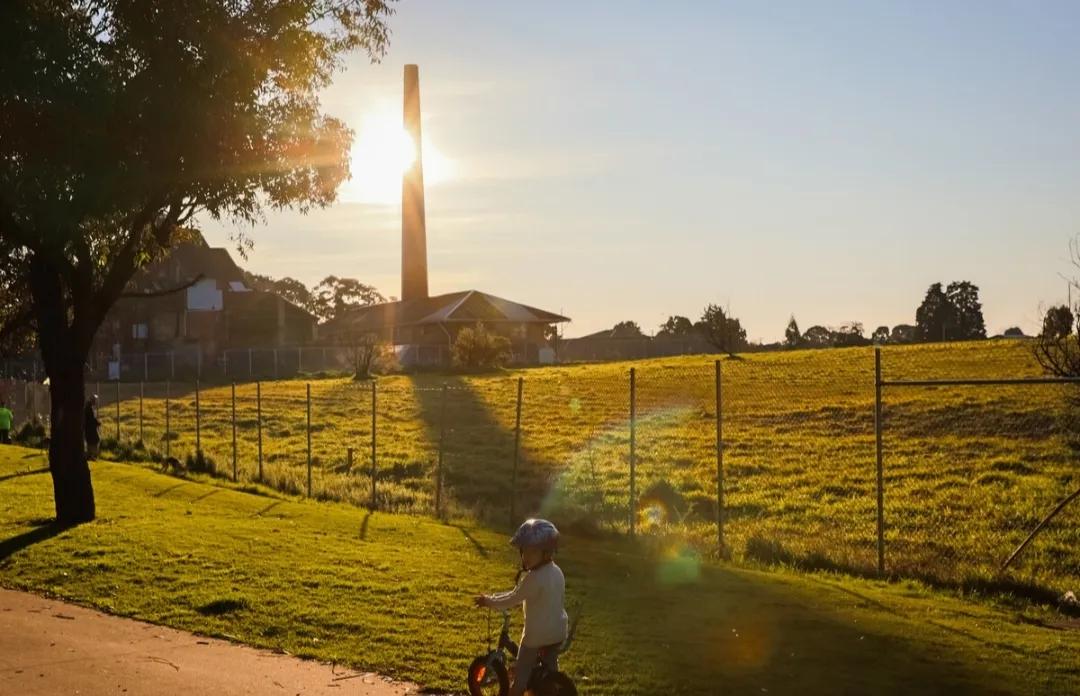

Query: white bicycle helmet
left=509, top=518, right=560, bottom=552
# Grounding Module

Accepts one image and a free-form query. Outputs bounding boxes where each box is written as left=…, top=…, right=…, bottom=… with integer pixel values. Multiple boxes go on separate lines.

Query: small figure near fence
left=474, top=519, right=571, bottom=696
left=0, top=400, right=12, bottom=444
left=84, top=395, right=101, bottom=459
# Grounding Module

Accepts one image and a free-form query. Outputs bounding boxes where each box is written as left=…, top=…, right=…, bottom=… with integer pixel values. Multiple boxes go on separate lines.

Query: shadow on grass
left=742, top=534, right=1074, bottom=613
left=0, top=521, right=69, bottom=562
left=572, top=539, right=1014, bottom=695
left=0, top=467, right=49, bottom=483
left=408, top=374, right=559, bottom=523
left=452, top=524, right=489, bottom=559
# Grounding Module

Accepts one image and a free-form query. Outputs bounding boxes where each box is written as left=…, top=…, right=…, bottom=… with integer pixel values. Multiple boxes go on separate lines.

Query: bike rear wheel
left=530, top=671, right=577, bottom=696
left=468, top=656, right=509, bottom=696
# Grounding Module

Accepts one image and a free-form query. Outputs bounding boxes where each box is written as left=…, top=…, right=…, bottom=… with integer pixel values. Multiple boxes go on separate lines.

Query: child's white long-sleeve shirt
left=487, top=562, right=568, bottom=648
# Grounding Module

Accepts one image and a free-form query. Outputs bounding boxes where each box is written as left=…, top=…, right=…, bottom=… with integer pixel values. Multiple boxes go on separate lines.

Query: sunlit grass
left=96, top=339, right=1080, bottom=595
left=1, top=450, right=1077, bottom=695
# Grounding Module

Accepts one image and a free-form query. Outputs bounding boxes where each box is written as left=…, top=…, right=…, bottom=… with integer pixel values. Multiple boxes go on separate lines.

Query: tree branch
left=120, top=274, right=204, bottom=299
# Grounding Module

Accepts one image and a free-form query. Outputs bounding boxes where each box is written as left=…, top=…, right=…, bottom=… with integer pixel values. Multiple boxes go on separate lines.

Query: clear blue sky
left=203, top=0, right=1080, bottom=340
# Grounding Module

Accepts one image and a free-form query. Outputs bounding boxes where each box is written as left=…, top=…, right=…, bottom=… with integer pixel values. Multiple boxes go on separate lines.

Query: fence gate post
left=370, top=380, right=377, bottom=510
left=629, top=367, right=637, bottom=539
left=195, top=380, right=202, bottom=454
left=715, top=359, right=725, bottom=556
left=164, top=380, right=171, bottom=459
left=436, top=383, right=448, bottom=518
left=511, top=377, right=524, bottom=526
left=231, top=381, right=238, bottom=482
left=256, top=381, right=263, bottom=481
left=306, top=382, right=312, bottom=497
left=875, top=347, right=885, bottom=577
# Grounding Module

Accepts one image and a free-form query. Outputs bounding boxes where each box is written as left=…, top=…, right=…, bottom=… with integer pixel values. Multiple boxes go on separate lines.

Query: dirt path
left=0, top=588, right=425, bottom=696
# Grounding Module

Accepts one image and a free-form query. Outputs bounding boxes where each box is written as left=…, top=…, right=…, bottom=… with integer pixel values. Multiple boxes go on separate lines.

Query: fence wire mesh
left=4, top=339, right=1078, bottom=599
left=881, top=344, right=1080, bottom=591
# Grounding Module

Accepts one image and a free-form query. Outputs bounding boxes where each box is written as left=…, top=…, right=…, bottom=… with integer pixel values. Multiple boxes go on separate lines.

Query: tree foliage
left=244, top=272, right=315, bottom=313
left=872, top=325, right=890, bottom=344
left=452, top=323, right=511, bottom=370
left=915, top=281, right=986, bottom=342
left=698, top=304, right=747, bottom=356
left=611, top=320, right=645, bottom=339
left=784, top=316, right=801, bottom=348
left=0, top=0, right=396, bottom=523
left=657, top=315, right=694, bottom=338
left=312, top=275, right=386, bottom=322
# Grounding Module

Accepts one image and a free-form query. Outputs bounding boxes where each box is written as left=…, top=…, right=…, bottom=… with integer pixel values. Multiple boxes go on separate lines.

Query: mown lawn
left=78, top=339, right=1080, bottom=594
left=0, top=448, right=1078, bottom=694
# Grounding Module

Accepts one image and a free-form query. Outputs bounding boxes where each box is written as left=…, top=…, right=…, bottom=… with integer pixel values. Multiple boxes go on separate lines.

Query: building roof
left=322, top=290, right=569, bottom=335
left=129, top=235, right=246, bottom=292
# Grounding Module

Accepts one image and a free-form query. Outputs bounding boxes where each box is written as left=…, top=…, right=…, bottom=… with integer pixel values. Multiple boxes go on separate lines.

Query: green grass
left=1, top=447, right=1077, bottom=694
left=89, top=339, right=1080, bottom=594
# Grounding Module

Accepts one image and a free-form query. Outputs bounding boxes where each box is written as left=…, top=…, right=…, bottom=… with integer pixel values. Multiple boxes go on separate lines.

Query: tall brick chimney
left=401, top=64, right=428, bottom=302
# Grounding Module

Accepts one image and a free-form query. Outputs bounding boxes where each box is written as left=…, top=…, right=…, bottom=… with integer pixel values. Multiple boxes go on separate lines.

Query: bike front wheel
left=530, top=671, right=578, bottom=696
left=468, top=656, right=509, bottom=696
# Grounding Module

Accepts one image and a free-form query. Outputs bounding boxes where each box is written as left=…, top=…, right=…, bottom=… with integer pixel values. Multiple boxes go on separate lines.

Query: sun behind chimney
left=401, top=64, right=428, bottom=302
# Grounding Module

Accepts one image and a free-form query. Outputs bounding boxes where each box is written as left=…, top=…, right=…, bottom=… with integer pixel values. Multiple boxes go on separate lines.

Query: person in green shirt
left=0, top=400, right=13, bottom=444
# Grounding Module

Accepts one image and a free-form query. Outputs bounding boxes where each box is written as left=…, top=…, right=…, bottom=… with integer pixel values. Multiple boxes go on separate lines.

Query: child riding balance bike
left=471, top=518, right=577, bottom=696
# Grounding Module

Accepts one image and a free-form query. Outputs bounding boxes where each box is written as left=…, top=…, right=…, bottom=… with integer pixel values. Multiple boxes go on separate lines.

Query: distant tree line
left=598, top=279, right=1021, bottom=357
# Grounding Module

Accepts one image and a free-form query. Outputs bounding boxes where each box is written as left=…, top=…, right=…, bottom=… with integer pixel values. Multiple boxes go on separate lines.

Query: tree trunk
left=29, top=255, right=96, bottom=525
left=47, top=364, right=95, bottom=524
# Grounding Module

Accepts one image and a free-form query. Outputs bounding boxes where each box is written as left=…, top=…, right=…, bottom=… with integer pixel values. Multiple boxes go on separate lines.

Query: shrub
left=451, top=323, right=511, bottom=370
left=186, top=450, right=218, bottom=476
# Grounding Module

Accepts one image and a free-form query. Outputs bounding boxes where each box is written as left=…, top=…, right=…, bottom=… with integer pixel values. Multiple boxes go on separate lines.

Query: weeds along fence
left=3, top=341, right=1078, bottom=595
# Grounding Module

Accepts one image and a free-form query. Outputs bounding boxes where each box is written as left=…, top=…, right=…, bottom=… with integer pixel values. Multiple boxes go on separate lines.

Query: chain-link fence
left=4, top=341, right=1078, bottom=597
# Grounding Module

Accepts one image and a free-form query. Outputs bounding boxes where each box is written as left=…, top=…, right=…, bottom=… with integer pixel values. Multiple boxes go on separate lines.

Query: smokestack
left=401, top=64, right=428, bottom=302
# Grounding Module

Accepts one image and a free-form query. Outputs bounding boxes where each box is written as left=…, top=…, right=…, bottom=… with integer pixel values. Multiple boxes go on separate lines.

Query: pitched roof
left=322, top=290, right=569, bottom=334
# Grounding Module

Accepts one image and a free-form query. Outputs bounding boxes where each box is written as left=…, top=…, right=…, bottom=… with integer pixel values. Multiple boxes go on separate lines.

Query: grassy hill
left=0, top=448, right=1077, bottom=695
left=85, top=339, right=1079, bottom=595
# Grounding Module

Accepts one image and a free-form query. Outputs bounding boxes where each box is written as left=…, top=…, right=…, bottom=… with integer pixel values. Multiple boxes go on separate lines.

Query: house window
left=132, top=323, right=149, bottom=339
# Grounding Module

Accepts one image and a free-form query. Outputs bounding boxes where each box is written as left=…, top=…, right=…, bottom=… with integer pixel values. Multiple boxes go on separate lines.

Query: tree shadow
left=569, top=543, right=1031, bottom=695
left=359, top=510, right=371, bottom=541
left=0, top=521, right=68, bottom=562
left=408, top=374, right=558, bottom=523
left=0, top=467, right=49, bottom=483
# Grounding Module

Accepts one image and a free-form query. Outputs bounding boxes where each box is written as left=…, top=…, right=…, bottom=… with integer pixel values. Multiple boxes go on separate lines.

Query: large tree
left=915, top=283, right=955, bottom=342
left=657, top=315, right=694, bottom=338
left=0, top=1, right=395, bottom=524
left=312, top=275, right=386, bottom=322
left=697, top=304, right=747, bottom=356
left=784, top=316, right=801, bottom=348
left=946, top=281, right=986, bottom=340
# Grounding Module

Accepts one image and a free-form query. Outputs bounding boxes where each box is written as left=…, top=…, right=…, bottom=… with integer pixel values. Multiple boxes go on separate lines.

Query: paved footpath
left=0, top=588, right=425, bottom=695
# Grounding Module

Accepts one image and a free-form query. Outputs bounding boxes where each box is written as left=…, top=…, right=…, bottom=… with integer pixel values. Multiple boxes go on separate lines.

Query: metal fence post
left=248, top=348, right=254, bottom=378
left=437, top=383, right=448, bottom=518
left=306, top=382, right=312, bottom=497
left=371, top=380, right=377, bottom=510
left=164, top=380, right=171, bottom=459
left=195, top=380, right=202, bottom=453
left=256, top=381, right=263, bottom=481
left=629, top=367, right=637, bottom=539
left=170, top=352, right=175, bottom=380
left=139, top=382, right=144, bottom=444
left=231, top=381, right=238, bottom=482
left=715, top=359, right=725, bottom=556
left=875, top=347, right=885, bottom=576
left=273, top=349, right=279, bottom=380
left=115, top=379, right=121, bottom=443
left=143, top=353, right=148, bottom=382
left=511, top=377, right=524, bottom=525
